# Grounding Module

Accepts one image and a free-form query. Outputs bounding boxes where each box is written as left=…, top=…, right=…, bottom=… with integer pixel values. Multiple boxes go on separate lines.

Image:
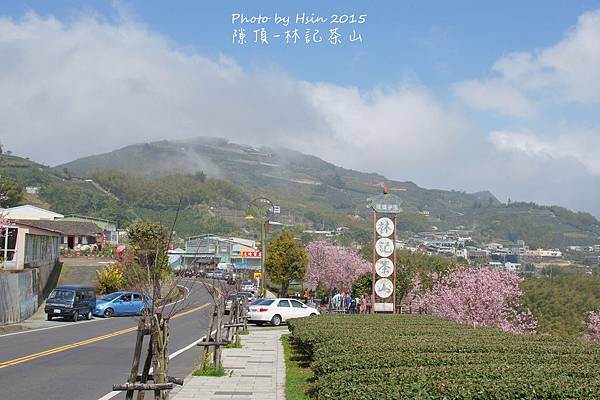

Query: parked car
left=225, top=291, right=256, bottom=314
left=93, top=291, right=152, bottom=317
left=240, top=280, right=256, bottom=292
left=45, top=285, right=96, bottom=322
left=247, top=298, right=319, bottom=326
left=238, top=291, right=256, bottom=303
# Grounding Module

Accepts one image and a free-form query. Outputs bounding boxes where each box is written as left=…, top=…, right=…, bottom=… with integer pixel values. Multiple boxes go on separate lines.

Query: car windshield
left=242, top=280, right=253, bottom=285
left=49, top=289, right=75, bottom=302
left=101, top=293, right=122, bottom=301
left=254, top=299, right=274, bottom=306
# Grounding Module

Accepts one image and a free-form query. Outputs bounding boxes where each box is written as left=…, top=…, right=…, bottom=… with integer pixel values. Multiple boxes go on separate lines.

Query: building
left=63, top=215, right=119, bottom=244
left=525, top=248, right=563, bottom=258
left=466, top=248, right=489, bottom=261
left=1, top=221, right=60, bottom=271
left=0, top=205, right=63, bottom=221
left=12, top=220, right=103, bottom=250
left=181, top=234, right=262, bottom=274
left=0, top=221, right=62, bottom=324
left=1, top=205, right=116, bottom=248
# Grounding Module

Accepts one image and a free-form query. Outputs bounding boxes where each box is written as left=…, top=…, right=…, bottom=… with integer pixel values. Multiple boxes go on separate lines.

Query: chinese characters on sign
left=375, top=278, right=393, bottom=298
left=370, top=191, right=402, bottom=313
left=240, top=251, right=261, bottom=257
left=375, top=257, right=394, bottom=278
left=231, top=12, right=366, bottom=46
left=376, top=217, right=394, bottom=238
left=375, top=237, right=394, bottom=258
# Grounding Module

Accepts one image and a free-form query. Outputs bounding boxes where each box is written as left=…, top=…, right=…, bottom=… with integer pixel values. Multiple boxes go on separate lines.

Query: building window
left=1, top=227, right=18, bottom=263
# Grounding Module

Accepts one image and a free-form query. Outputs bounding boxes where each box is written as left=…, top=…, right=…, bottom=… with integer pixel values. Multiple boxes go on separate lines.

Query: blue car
left=94, top=291, right=152, bottom=317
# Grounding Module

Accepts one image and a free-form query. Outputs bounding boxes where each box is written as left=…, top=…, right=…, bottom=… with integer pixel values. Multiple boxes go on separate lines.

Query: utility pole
left=245, top=197, right=274, bottom=298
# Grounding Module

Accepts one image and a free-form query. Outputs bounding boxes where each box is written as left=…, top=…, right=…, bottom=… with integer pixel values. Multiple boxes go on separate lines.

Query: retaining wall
left=0, top=259, right=62, bottom=325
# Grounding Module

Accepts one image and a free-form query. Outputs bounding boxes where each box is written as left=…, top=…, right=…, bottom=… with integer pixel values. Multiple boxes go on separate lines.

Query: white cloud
left=2, top=9, right=600, bottom=217
left=454, top=9, right=600, bottom=116
left=489, top=129, right=600, bottom=174
left=0, top=11, right=472, bottom=188
left=453, top=79, right=537, bottom=117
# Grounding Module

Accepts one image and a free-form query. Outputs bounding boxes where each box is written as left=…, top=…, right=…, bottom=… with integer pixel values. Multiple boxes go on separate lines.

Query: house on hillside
left=63, top=215, right=118, bottom=244
left=14, top=220, right=103, bottom=250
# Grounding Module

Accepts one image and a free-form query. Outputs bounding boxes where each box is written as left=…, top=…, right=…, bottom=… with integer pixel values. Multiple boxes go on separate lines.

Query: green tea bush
left=288, top=315, right=600, bottom=399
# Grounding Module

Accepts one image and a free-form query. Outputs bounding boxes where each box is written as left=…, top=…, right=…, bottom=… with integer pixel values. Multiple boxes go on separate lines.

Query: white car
left=247, top=298, right=319, bottom=326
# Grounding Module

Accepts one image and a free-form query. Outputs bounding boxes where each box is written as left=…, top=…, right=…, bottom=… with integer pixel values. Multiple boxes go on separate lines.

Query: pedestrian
left=359, top=294, right=368, bottom=314
left=303, top=288, right=309, bottom=303
left=332, top=292, right=341, bottom=310
left=344, top=292, right=351, bottom=311
left=349, top=297, right=357, bottom=314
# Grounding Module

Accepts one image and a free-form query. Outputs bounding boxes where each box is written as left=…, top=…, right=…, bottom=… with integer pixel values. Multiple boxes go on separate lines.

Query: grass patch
left=192, top=366, right=225, bottom=377
left=225, top=341, right=242, bottom=349
left=281, top=334, right=312, bottom=400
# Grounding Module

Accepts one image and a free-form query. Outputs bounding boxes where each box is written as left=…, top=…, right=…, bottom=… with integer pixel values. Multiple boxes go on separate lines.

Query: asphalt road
left=0, top=280, right=218, bottom=400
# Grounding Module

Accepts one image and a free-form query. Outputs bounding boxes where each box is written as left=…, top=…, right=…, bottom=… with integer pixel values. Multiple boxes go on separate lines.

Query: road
left=0, top=280, right=217, bottom=400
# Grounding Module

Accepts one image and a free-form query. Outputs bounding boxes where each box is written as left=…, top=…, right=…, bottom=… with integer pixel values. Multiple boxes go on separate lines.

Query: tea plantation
left=287, top=315, right=600, bottom=399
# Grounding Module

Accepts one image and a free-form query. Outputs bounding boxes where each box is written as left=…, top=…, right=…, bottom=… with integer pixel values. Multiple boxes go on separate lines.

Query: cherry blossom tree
left=0, top=191, right=8, bottom=228
left=420, top=267, right=537, bottom=334
left=583, top=311, right=600, bottom=344
left=305, top=240, right=370, bottom=291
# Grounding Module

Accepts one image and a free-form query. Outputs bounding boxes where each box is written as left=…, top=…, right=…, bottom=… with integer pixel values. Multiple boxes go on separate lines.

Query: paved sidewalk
left=172, top=326, right=287, bottom=400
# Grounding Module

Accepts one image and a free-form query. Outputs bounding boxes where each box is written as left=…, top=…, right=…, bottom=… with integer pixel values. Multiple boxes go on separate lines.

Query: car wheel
left=72, top=311, right=79, bottom=322
left=47, top=314, right=53, bottom=321
left=310, top=313, right=317, bottom=316
left=104, top=308, right=114, bottom=318
left=86, top=310, right=93, bottom=320
left=271, top=314, right=282, bottom=327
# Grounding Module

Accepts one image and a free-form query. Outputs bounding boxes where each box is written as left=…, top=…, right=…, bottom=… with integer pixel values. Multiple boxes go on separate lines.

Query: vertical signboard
left=369, top=188, right=402, bottom=313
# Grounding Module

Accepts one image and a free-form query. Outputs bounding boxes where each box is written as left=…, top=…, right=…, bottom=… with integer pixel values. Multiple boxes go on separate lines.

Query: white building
left=0, top=205, right=63, bottom=221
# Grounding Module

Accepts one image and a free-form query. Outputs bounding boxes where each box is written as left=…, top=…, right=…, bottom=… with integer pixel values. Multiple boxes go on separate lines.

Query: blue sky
left=2, top=1, right=600, bottom=216
left=4, top=0, right=598, bottom=89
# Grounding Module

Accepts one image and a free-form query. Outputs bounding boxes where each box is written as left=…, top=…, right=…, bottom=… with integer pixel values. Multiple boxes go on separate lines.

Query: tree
left=266, top=230, right=308, bottom=297
left=521, top=275, right=600, bottom=337
left=0, top=176, right=23, bottom=207
left=305, top=240, right=370, bottom=292
left=351, top=272, right=372, bottom=297
left=419, top=267, right=537, bottom=334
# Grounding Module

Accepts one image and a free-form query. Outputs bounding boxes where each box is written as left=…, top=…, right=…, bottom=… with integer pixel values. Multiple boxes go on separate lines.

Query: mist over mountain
left=49, top=137, right=600, bottom=248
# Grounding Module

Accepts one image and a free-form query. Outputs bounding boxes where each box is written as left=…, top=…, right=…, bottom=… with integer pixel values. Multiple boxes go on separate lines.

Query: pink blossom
left=0, top=191, right=9, bottom=234
left=583, top=311, right=600, bottom=344
left=305, top=240, right=371, bottom=291
left=420, top=267, right=537, bottom=334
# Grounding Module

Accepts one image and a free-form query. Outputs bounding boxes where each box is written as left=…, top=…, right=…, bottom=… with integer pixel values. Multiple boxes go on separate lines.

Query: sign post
left=369, top=187, right=402, bottom=314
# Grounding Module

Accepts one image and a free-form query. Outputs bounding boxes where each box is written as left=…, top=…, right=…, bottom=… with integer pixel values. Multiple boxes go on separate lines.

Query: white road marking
left=0, top=285, right=191, bottom=339
left=0, top=318, right=107, bottom=338
left=97, top=328, right=218, bottom=400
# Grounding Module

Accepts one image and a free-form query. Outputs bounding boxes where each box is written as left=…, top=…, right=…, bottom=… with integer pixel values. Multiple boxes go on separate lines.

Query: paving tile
left=172, top=327, right=287, bottom=400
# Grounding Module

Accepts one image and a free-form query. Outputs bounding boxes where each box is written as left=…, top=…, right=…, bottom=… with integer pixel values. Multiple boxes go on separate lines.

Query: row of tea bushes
left=287, top=315, right=600, bottom=399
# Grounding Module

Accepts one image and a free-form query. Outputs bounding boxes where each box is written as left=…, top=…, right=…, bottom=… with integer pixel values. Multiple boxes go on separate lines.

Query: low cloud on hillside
left=1, top=9, right=600, bottom=215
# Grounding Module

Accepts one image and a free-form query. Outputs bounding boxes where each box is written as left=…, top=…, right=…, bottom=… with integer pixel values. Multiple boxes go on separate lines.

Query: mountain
left=53, top=137, right=600, bottom=248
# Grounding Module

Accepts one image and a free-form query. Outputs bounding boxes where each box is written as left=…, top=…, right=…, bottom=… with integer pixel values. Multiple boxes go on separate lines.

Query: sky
left=1, top=1, right=600, bottom=216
